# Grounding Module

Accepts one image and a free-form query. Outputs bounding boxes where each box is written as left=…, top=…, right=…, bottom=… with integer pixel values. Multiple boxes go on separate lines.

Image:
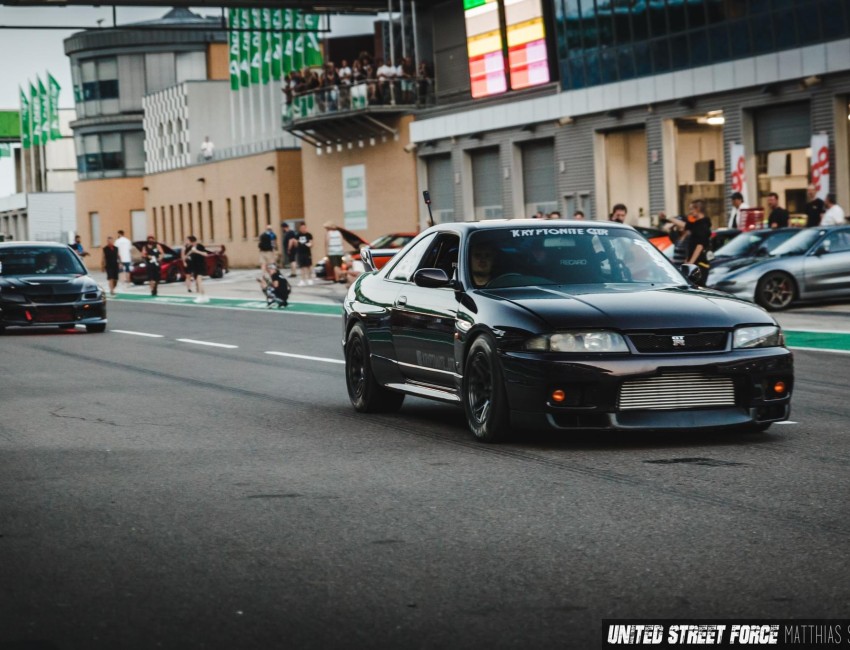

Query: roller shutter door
left=522, top=139, right=556, bottom=216
left=755, top=103, right=810, bottom=152
left=471, top=147, right=502, bottom=219
left=426, top=155, right=454, bottom=223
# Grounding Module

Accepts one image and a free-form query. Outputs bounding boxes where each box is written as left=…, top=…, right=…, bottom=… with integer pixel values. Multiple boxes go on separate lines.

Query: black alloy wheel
left=345, top=322, right=404, bottom=413
left=463, top=335, right=510, bottom=443
left=756, top=272, right=796, bottom=311
left=211, top=263, right=224, bottom=279
left=166, top=266, right=180, bottom=284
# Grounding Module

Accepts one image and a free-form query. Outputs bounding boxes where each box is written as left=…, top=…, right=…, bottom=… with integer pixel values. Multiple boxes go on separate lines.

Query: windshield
left=0, top=246, right=87, bottom=276
left=714, top=229, right=797, bottom=257
left=468, top=226, right=685, bottom=289
left=370, top=234, right=413, bottom=249
left=769, top=229, right=824, bottom=257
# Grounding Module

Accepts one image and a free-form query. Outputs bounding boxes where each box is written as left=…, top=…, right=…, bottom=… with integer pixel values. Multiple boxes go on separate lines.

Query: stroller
left=259, top=271, right=290, bottom=309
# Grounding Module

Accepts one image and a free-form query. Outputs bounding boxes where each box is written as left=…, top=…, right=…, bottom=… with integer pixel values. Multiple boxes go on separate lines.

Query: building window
left=187, top=202, right=193, bottom=237
left=226, top=198, right=233, bottom=241
left=152, top=207, right=158, bottom=240
left=241, top=196, right=247, bottom=239
left=161, top=206, right=167, bottom=243
left=264, top=193, right=271, bottom=229
left=197, top=201, right=204, bottom=240
left=89, top=212, right=100, bottom=247
left=208, top=200, right=215, bottom=241
left=179, top=204, right=184, bottom=240
left=252, top=195, right=259, bottom=237
left=170, top=205, right=175, bottom=242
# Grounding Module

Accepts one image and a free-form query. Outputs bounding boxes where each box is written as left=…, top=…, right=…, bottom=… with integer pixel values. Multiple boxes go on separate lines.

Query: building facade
left=410, top=0, right=850, bottom=228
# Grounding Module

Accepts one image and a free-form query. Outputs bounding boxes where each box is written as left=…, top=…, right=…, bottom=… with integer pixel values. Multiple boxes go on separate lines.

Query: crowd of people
left=283, top=53, right=433, bottom=113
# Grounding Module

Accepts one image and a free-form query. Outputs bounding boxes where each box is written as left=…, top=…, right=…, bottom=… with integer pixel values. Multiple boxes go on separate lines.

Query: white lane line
left=265, top=351, right=344, bottom=365
left=772, top=421, right=798, bottom=425
left=112, top=329, right=165, bottom=338
left=177, top=338, right=239, bottom=349
left=789, top=345, right=850, bottom=355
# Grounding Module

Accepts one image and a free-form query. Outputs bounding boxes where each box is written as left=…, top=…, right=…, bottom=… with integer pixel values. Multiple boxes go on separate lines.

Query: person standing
left=200, top=136, right=215, bottom=161
left=282, top=222, right=298, bottom=277
left=609, top=203, right=628, bottom=223
left=114, top=230, right=133, bottom=287
left=728, top=192, right=748, bottom=229
left=673, top=200, right=711, bottom=286
left=572, top=210, right=585, bottom=220
left=821, top=193, right=846, bottom=226
left=803, top=184, right=825, bottom=228
left=766, top=192, right=790, bottom=229
left=72, top=235, right=90, bottom=257
left=295, top=222, right=314, bottom=286
left=101, top=236, right=120, bottom=296
left=141, top=236, right=165, bottom=296
left=181, top=236, right=195, bottom=293
left=185, top=235, right=211, bottom=303
left=324, top=221, right=345, bottom=282
left=258, top=224, right=277, bottom=276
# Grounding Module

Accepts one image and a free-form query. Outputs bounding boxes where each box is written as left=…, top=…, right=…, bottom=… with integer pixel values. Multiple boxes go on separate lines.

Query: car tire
left=166, top=267, right=180, bottom=284
left=211, top=263, right=224, bottom=279
left=756, top=272, right=796, bottom=311
left=86, top=323, right=107, bottom=333
left=132, top=278, right=144, bottom=286
left=462, top=335, right=511, bottom=443
left=345, top=322, right=404, bottom=413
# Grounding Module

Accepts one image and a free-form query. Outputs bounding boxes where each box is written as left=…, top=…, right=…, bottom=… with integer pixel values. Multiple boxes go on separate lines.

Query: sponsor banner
left=271, top=10, right=283, bottom=81
left=603, top=620, right=850, bottom=648
left=261, top=9, right=272, bottom=85
left=250, top=8, right=262, bottom=85
left=48, top=73, right=61, bottom=140
left=228, top=9, right=240, bottom=91
left=810, top=133, right=829, bottom=200
left=239, top=9, right=251, bottom=88
left=343, top=164, right=367, bottom=230
left=30, top=81, right=40, bottom=147
left=729, top=142, right=748, bottom=202
left=19, top=88, right=30, bottom=149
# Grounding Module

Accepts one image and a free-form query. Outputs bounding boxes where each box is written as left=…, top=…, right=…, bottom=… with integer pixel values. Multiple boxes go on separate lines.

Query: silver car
left=707, top=226, right=850, bottom=310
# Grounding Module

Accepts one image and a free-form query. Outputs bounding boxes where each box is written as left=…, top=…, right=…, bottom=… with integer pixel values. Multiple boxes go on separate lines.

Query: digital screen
left=464, top=0, right=507, bottom=98
left=504, top=0, right=550, bottom=89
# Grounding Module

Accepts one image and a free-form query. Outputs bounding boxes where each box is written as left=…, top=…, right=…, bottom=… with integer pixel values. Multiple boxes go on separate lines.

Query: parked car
left=707, top=227, right=800, bottom=267
left=0, top=242, right=107, bottom=333
left=130, top=241, right=225, bottom=285
left=707, top=225, right=850, bottom=310
left=709, top=228, right=742, bottom=252
left=314, top=229, right=415, bottom=280
left=343, top=220, right=792, bottom=442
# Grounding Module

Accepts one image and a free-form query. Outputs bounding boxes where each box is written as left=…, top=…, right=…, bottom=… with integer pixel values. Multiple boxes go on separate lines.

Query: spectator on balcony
left=365, top=58, right=378, bottom=103
left=399, top=57, right=416, bottom=104
left=376, top=58, right=396, bottom=104
left=320, top=62, right=340, bottom=112
left=338, top=59, right=352, bottom=110
left=417, top=61, right=433, bottom=105
left=350, top=60, right=368, bottom=109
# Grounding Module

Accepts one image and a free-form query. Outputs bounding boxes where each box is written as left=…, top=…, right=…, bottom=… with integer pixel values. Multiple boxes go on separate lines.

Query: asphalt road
left=1, top=300, right=849, bottom=650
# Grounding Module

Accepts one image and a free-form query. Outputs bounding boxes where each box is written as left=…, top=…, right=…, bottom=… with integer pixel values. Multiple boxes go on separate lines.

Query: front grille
left=628, top=331, right=728, bottom=353
left=33, top=307, right=75, bottom=323
left=618, top=373, right=735, bottom=411
left=30, top=293, right=81, bottom=304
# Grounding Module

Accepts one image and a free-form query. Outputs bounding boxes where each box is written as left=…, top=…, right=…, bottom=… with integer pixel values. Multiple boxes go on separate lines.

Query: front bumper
left=707, top=279, right=755, bottom=302
left=500, top=347, right=793, bottom=431
left=0, top=298, right=107, bottom=328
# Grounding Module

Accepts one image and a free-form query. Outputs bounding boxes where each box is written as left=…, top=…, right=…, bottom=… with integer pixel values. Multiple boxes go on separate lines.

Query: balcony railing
left=282, top=78, right=435, bottom=126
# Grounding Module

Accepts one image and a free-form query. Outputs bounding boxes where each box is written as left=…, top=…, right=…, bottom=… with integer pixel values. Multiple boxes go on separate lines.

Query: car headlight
left=524, top=331, right=629, bottom=353
left=733, top=325, right=783, bottom=349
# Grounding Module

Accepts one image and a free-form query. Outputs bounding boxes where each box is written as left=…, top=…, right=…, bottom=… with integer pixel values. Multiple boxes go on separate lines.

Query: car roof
left=0, top=241, right=70, bottom=249
left=425, top=219, right=633, bottom=234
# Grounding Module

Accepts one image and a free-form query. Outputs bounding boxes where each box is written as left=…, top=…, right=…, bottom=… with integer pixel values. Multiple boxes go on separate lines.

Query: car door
left=390, top=233, right=461, bottom=388
left=802, top=228, right=850, bottom=297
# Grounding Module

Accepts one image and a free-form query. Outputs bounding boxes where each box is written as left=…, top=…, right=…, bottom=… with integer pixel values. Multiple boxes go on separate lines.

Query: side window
left=420, top=234, right=460, bottom=277
left=822, top=231, right=850, bottom=254
left=386, top=234, right=436, bottom=282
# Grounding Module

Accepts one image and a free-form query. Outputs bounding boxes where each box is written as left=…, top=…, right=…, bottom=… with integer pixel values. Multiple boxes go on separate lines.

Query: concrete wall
left=301, top=115, right=420, bottom=259
left=76, top=176, right=145, bottom=268
left=143, top=149, right=303, bottom=269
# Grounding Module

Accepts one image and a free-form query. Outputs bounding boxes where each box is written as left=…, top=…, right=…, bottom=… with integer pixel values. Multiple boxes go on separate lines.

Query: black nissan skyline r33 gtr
left=342, top=220, right=793, bottom=442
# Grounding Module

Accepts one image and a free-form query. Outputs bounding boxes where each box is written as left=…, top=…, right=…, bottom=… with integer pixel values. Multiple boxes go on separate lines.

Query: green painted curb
left=111, top=293, right=342, bottom=316
left=785, top=330, right=850, bottom=352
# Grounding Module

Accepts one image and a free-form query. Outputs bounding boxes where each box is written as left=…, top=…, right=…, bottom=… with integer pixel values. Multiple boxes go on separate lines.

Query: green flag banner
left=0, top=143, right=10, bottom=158
left=304, top=14, right=323, bottom=68
left=38, top=77, right=49, bottom=143
left=30, top=82, right=40, bottom=147
left=283, top=9, right=294, bottom=76
left=293, top=11, right=305, bottom=73
left=19, top=88, right=31, bottom=149
left=271, top=10, right=283, bottom=81
left=239, top=9, right=251, bottom=89
left=250, top=9, right=261, bottom=85
left=228, top=8, right=240, bottom=91
left=48, top=73, right=61, bottom=140
left=261, top=9, right=272, bottom=85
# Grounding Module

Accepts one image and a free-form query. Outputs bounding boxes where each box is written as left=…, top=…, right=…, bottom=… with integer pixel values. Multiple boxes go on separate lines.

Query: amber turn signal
left=551, top=389, right=566, bottom=403
left=773, top=381, right=786, bottom=395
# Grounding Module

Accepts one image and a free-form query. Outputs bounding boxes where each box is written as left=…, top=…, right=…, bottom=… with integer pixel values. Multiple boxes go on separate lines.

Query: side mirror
left=814, top=242, right=830, bottom=256
left=413, top=267, right=451, bottom=288
left=360, top=247, right=376, bottom=272
left=680, top=263, right=702, bottom=283
left=755, top=245, right=769, bottom=257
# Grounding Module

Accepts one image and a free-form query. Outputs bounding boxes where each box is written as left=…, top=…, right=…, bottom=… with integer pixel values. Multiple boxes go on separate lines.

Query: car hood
left=0, top=274, right=95, bottom=296
left=480, top=285, right=773, bottom=330
left=710, top=255, right=766, bottom=273
left=339, top=227, right=370, bottom=250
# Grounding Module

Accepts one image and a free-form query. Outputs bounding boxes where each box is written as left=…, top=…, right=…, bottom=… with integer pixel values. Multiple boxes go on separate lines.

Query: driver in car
left=470, top=242, right=497, bottom=288
left=37, top=253, right=61, bottom=274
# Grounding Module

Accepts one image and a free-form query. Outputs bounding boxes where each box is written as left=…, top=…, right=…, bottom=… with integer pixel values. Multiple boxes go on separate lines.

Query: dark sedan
left=0, top=242, right=107, bottom=333
left=343, top=221, right=792, bottom=442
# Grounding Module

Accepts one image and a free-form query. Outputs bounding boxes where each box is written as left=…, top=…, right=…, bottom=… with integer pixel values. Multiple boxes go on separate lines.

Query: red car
left=130, top=241, right=225, bottom=285
left=315, top=229, right=416, bottom=280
